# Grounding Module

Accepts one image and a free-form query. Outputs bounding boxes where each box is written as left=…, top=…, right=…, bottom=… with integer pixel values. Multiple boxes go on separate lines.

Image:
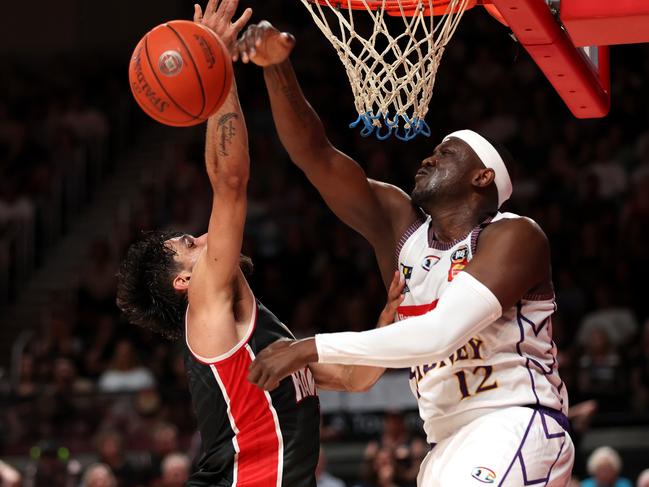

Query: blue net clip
left=350, top=112, right=431, bottom=141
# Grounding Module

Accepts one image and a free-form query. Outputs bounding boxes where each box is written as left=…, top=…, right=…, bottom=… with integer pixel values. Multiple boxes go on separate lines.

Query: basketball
left=128, top=20, right=233, bottom=127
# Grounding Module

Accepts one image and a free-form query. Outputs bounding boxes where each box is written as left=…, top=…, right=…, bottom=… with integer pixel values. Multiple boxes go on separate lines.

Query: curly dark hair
left=116, top=230, right=187, bottom=340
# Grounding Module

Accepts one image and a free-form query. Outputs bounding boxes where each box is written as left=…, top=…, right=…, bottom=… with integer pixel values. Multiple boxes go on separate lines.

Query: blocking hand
left=248, top=338, right=317, bottom=390
left=193, top=0, right=253, bottom=56
left=234, top=20, right=295, bottom=66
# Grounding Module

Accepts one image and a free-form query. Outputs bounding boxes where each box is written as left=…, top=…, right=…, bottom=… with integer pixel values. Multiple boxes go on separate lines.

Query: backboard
left=488, top=0, right=649, bottom=118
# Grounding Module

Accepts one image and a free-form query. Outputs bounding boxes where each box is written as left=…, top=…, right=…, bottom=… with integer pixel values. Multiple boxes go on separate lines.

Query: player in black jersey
left=116, top=2, right=405, bottom=485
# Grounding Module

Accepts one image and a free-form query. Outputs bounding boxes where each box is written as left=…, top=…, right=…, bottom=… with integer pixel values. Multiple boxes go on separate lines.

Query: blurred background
left=1, top=1, right=648, bottom=486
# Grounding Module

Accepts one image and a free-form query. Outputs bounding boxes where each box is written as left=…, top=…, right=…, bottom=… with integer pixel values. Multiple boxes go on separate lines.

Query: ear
left=172, top=270, right=191, bottom=291
left=472, top=168, right=495, bottom=189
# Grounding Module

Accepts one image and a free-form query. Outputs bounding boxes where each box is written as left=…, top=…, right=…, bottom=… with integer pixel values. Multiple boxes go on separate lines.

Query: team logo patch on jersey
left=422, top=255, right=440, bottom=271
left=471, top=467, right=496, bottom=483
left=448, top=244, right=469, bottom=282
left=400, top=264, right=413, bottom=292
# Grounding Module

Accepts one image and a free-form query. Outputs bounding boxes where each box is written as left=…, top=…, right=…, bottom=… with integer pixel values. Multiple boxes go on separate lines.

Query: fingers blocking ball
left=129, top=20, right=233, bottom=127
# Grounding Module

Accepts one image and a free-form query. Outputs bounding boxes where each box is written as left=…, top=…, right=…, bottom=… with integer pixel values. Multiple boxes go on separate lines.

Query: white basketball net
left=299, top=0, right=469, bottom=140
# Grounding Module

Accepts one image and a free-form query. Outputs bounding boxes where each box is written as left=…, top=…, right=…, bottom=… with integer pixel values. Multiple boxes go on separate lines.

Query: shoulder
left=478, top=215, right=548, bottom=251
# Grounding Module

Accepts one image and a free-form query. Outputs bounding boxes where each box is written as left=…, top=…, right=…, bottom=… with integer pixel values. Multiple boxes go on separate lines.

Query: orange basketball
left=128, top=20, right=233, bottom=127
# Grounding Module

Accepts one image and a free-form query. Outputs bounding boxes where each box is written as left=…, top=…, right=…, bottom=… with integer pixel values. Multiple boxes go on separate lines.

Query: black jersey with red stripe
left=184, top=297, right=320, bottom=487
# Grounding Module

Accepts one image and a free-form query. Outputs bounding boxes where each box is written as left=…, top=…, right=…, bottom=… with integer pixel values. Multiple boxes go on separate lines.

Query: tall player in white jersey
left=238, top=22, right=574, bottom=486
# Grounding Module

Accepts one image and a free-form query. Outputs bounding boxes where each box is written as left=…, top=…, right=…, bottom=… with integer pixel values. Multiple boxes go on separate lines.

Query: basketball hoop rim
left=307, top=0, right=477, bottom=16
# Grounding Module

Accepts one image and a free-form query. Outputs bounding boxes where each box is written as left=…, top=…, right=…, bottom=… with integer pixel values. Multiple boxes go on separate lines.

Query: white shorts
left=417, top=406, right=574, bottom=486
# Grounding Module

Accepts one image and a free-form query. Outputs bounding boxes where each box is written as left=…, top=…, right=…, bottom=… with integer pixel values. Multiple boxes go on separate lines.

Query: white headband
left=443, top=130, right=512, bottom=208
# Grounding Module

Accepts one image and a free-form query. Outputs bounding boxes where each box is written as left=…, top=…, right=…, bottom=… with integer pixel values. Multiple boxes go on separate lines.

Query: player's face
left=411, top=138, right=477, bottom=207
left=165, top=233, right=207, bottom=271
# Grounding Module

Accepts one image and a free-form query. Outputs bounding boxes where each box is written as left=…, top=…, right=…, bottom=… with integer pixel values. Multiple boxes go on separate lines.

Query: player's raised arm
left=235, top=22, right=418, bottom=284
left=187, top=0, right=253, bottom=301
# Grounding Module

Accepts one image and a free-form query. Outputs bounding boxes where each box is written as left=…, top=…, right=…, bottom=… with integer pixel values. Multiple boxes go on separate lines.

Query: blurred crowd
left=1, top=3, right=649, bottom=486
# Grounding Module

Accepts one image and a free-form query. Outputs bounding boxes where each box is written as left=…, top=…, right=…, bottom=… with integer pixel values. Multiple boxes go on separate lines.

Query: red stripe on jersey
left=212, top=347, right=282, bottom=486
left=398, top=299, right=439, bottom=317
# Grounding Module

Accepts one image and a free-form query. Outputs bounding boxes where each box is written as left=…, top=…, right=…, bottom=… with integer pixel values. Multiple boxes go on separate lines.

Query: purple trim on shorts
left=529, top=405, right=569, bottom=434
left=499, top=407, right=570, bottom=486
left=395, top=214, right=426, bottom=270
left=544, top=435, right=567, bottom=486
left=498, top=410, right=537, bottom=486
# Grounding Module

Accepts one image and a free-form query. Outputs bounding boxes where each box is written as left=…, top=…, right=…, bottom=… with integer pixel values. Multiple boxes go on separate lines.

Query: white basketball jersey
left=396, top=212, right=569, bottom=444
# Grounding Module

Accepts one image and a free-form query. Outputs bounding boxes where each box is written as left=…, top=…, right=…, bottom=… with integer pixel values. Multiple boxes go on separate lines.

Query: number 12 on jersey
left=454, top=366, right=499, bottom=400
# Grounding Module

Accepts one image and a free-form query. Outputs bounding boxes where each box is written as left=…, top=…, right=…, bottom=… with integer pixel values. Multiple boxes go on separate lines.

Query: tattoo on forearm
left=217, top=113, right=238, bottom=157
left=267, top=65, right=311, bottom=123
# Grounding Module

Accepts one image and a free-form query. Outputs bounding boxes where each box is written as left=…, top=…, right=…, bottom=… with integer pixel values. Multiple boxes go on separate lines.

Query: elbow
left=343, top=373, right=380, bottom=393
left=288, top=128, right=331, bottom=160
left=347, top=382, right=374, bottom=393
left=223, top=172, right=249, bottom=190
left=214, top=162, right=250, bottom=191
left=290, top=139, right=336, bottom=173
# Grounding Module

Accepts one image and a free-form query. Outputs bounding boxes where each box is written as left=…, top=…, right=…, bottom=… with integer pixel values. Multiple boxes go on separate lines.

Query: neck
left=424, top=199, right=493, bottom=243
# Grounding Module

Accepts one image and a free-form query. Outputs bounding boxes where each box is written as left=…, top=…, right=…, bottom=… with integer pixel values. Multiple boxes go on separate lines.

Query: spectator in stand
left=372, top=411, right=412, bottom=452
left=363, top=411, right=421, bottom=486
left=0, top=460, right=21, bottom=487
left=577, top=284, right=638, bottom=349
left=78, top=238, right=118, bottom=317
left=23, top=439, right=70, bottom=487
left=144, top=422, right=180, bottom=483
left=98, top=340, right=155, bottom=393
left=94, top=430, right=140, bottom=487
left=637, top=469, right=649, bottom=487
left=38, top=357, right=95, bottom=439
left=316, top=448, right=346, bottom=487
left=159, top=453, right=190, bottom=487
left=631, top=320, right=649, bottom=412
left=581, top=446, right=632, bottom=487
left=355, top=444, right=399, bottom=487
left=80, top=463, right=117, bottom=487
left=576, top=328, right=628, bottom=411
left=16, top=352, right=38, bottom=399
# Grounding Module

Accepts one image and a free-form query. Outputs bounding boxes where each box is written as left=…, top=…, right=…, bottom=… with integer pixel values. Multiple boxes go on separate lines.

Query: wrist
left=263, top=58, right=291, bottom=70
left=294, top=337, right=319, bottom=363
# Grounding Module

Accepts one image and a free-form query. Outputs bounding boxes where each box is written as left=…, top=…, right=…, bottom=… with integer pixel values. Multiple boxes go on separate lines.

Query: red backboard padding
left=561, top=0, right=649, bottom=47
left=492, top=0, right=610, bottom=118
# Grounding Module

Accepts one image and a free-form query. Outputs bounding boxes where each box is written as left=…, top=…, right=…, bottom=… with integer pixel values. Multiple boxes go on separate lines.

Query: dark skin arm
left=235, top=22, right=419, bottom=286
left=248, top=217, right=552, bottom=390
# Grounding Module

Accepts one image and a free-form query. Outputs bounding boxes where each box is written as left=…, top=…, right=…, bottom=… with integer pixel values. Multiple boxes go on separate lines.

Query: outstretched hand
left=193, top=0, right=253, bottom=56
left=248, top=338, right=318, bottom=391
left=248, top=272, right=405, bottom=391
left=234, top=20, right=295, bottom=66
